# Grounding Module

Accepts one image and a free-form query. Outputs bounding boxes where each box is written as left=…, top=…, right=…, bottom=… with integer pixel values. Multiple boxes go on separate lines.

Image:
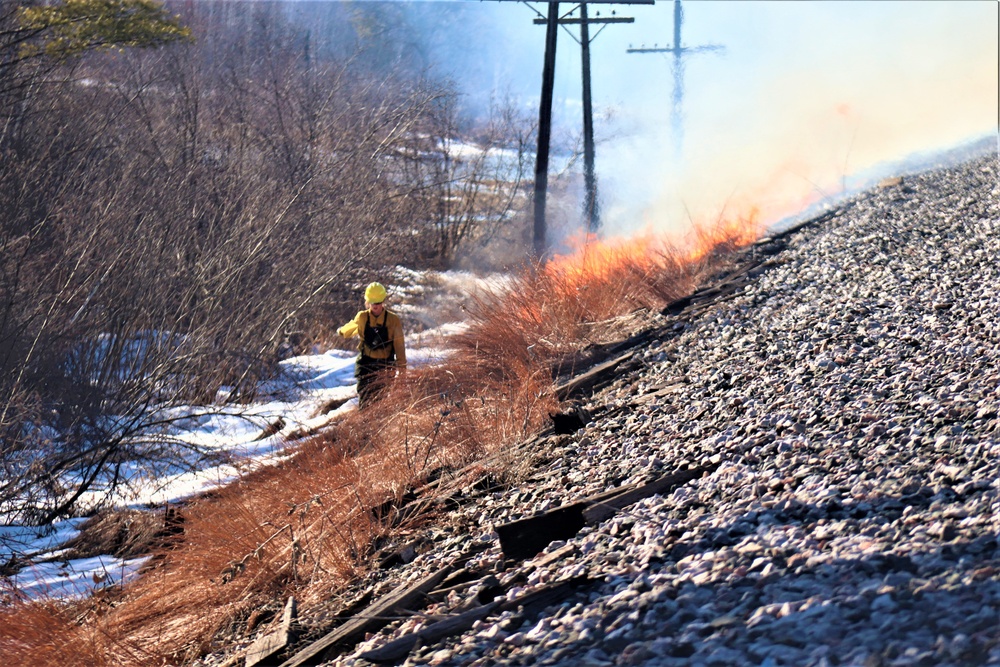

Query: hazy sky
left=282, top=1, right=996, bottom=240
left=460, top=0, right=999, bottom=239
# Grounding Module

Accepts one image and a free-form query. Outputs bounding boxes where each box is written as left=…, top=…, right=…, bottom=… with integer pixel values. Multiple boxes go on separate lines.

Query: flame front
left=479, top=210, right=767, bottom=361
left=543, top=209, right=765, bottom=306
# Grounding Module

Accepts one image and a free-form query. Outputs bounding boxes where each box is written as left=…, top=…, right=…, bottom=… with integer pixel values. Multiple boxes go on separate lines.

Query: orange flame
left=686, top=207, right=766, bottom=260
left=480, top=210, right=766, bottom=358
left=460, top=208, right=768, bottom=404
left=544, top=231, right=664, bottom=286
left=543, top=209, right=764, bottom=303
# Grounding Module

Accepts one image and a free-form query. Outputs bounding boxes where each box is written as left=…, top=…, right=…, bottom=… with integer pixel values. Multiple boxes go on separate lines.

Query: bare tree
left=392, top=93, right=534, bottom=268
left=0, top=2, right=538, bottom=524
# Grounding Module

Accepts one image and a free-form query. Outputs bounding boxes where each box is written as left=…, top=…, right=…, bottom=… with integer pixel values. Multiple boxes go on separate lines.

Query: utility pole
left=532, top=2, right=561, bottom=259
left=580, top=2, right=598, bottom=234
left=531, top=1, right=648, bottom=249
left=627, top=0, right=723, bottom=155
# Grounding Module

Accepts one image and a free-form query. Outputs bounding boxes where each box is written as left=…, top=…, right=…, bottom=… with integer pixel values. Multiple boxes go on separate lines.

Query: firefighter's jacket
left=338, top=309, right=407, bottom=367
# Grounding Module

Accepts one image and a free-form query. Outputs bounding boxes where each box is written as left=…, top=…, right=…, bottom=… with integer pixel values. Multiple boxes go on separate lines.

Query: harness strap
left=361, top=310, right=395, bottom=362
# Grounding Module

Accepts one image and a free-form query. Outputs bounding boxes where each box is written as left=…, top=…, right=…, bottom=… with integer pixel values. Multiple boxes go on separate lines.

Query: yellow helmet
left=365, top=282, right=387, bottom=304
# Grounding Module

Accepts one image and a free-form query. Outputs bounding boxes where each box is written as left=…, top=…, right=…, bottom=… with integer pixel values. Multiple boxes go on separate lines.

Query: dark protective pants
left=355, top=356, right=394, bottom=409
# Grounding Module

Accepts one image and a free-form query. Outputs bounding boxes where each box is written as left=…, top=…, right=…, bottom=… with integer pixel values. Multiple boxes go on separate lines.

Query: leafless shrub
left=392, top=92, right=534, bottom=268
left=0, top=2, right=521, bottom=523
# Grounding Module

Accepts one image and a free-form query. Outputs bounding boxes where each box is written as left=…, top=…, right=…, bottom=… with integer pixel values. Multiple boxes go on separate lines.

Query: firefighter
left=338, top=282, right=406, bottom=408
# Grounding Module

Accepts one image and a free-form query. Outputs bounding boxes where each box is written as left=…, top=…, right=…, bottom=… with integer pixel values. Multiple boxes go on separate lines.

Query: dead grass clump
left=90, top=376, right=517, bottom=663
left=100, top=444, right=384, bottom=662
left=60, top=508, right=175, bottom=560
left=454, top=236, right=674, bottom=375
left=358, top=358, right=557, bottom=482
left=0, top=365, right=551, bottom=665
left=0, top=596, right=109, bottom=667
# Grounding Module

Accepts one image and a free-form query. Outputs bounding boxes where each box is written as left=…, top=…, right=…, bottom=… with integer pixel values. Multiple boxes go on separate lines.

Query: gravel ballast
left=226, top=150, right=999, bottom=667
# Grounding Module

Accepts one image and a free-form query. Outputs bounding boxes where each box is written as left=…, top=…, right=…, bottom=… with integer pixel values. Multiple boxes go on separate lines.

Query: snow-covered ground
left=1, top=350, right=356, bottom=600
left=0, top=270, right=486, bottom=601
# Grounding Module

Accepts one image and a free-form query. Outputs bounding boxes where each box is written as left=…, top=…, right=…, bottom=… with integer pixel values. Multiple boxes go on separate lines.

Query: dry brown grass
left=0, top=216, right=760, bottom=665
left=60, top=509, right=175, bottom=561
left=0, top=596, right=109, bottom=667
left=452, top=217, right=760, bottom=374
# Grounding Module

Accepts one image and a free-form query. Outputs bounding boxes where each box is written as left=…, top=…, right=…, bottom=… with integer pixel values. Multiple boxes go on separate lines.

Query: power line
left=628, top=0, right=723, bottom=156
left=534, top=4, right=637, bottom=235
left=528, top=1, right=651, bottom=255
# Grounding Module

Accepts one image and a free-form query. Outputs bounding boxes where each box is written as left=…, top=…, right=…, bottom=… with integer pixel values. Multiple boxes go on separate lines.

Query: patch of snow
left=4, top=554, right=149, bottom=601
left=1, top=270, right=482, bottom=600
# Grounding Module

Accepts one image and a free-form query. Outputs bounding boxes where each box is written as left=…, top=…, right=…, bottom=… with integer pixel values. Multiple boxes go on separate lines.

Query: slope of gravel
left=213, top=150, right=997, bottom=667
